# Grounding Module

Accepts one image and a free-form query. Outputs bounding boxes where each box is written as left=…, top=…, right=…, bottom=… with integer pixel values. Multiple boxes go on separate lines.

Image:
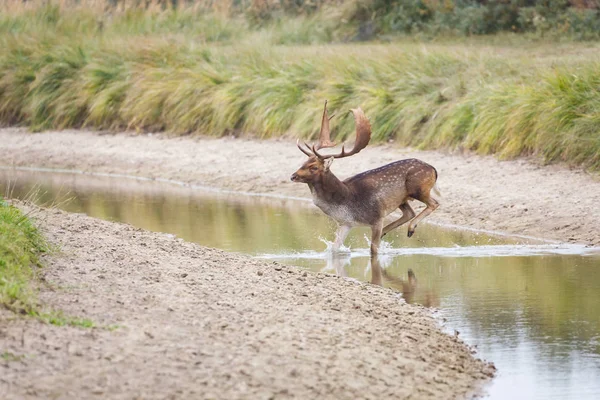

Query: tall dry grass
left=0, top=1, right=599, bottom=170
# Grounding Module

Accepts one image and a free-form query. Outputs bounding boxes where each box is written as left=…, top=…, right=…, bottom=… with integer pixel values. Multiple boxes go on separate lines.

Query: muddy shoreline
left=1, top=128, right=598, bottom=245
left=0, top=205, right=494, bottom=399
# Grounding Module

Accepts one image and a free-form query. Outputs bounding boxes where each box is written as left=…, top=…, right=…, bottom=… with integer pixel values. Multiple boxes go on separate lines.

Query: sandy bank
left=0, top=205, right=494, bottom=399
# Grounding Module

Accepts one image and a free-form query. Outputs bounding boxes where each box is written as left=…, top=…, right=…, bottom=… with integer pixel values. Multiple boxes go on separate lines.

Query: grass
left=38, top=311, right=95, bottom=328
left=1, top=351, right=26, bottom=362
left=0, top=197, right=47, bottom=313
left=0, top=197, right=95, bottom=328
left=0, top=2, right=599, bottom=171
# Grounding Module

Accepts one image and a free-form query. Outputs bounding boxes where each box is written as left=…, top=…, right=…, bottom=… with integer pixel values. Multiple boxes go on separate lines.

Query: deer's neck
left=309, top=171, right=350, bottom=204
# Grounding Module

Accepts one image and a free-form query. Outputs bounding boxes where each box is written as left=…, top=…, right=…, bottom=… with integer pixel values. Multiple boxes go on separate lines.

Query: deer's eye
left=310, top=166, right=319, bottom=172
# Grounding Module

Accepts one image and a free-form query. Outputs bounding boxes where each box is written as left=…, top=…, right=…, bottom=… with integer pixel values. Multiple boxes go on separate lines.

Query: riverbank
left=0, top=204, right=494, bottom=399
left=1, top=128, right=598, bottom=245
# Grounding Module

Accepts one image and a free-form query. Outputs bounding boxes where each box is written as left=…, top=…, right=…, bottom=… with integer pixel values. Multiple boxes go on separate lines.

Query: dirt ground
left=0, top=206, right=495, bottom=399
left=0, top=128, right=599, bottom=245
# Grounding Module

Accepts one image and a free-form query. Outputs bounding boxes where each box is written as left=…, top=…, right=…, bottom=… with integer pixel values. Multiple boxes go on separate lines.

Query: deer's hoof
left=407, top=229, right=414, bottom=238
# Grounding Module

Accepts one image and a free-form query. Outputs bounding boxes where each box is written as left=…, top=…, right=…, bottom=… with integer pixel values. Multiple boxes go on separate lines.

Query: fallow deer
left=290, top=101, right=439, bottom=254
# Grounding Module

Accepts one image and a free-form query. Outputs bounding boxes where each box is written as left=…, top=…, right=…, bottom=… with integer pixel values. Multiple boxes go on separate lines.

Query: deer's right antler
left=297, top=101, right=371, bottom=159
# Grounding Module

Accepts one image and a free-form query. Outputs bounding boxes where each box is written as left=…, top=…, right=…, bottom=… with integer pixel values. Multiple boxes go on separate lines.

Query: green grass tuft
left=0, top=198, right=47, bottom=313
left=1, top=351, right=26, bottom=362
left=37, top=310, right=95, bottom=328
left=0, top=198, right=96, bottom=328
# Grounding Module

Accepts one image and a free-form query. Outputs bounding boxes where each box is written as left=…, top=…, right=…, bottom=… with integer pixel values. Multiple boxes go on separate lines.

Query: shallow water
left=2, top=169, right=600, bottom=399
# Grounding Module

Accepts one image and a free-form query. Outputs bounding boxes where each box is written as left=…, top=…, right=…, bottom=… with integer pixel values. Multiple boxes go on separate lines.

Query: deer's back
left=346, top=158, right=436, bottom=189
left=343, top=158, right=437, bottom=223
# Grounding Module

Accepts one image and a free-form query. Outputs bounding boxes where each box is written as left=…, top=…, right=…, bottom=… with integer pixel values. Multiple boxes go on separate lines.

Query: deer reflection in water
left=323, top=254, right=439, bottom=308
left=370, top=255, right=439, bottom=307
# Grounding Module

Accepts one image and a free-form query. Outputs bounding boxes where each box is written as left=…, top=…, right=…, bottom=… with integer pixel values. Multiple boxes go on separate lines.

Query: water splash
left=317, top=236, right=351, bottom=254
left=362, top=233, right=396, bottom=254
left=258, top=243, right=600, bottom=261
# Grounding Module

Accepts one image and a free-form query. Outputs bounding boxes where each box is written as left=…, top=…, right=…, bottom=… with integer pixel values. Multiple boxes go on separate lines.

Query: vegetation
left=0, top=1, right=599, bottom=170
left=0, top=197, right=47, bottom=313
left=0, top=197, right=94, bottom=327
left=10, top=0, right=593, bottom=41
left=1, top=351, right=26, bottom=362
left=38, top=311, right=95, bottom=328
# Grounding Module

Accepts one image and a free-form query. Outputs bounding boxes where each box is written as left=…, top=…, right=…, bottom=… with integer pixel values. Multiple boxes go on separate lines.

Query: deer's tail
left=431, top=166, right=441, bottom=197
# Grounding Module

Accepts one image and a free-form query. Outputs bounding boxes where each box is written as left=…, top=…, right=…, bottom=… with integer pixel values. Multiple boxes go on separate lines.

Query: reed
left=1, top=2, right=599, bottom=170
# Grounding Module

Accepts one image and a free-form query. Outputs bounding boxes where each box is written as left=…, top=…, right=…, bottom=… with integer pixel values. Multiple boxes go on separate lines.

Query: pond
left=2, top=168, right=600, bottom=399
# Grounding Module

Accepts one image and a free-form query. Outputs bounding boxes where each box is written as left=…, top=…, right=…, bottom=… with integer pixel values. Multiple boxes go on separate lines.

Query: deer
left=290, top=101, right=440, bottom=255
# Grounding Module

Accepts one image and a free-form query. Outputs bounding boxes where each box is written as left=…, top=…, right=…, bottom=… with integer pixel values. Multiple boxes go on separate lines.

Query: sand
left=0, top=206, right=494, bottom=399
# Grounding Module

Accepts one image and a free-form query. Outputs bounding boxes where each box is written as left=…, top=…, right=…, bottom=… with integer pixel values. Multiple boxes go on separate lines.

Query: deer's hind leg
left=407, top=193, right=439, bottom=238
left=382, top=203, right=415, bottom=237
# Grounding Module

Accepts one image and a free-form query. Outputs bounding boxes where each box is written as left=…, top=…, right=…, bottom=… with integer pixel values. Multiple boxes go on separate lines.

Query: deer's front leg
left=370, top=220, right=384, bottom=255
left=332, top=224, right=351, bottom=252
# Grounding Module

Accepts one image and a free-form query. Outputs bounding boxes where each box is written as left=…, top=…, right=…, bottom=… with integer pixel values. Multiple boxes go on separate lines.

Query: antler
left=296, top=101, right=371, bottom=160
left=297, top=100, right=337, bottom=157
left=312, top=107, right=371, bottom=159
left=316, top=100, right=336, bottom=150
left=296, top=138, right=313, bottom=157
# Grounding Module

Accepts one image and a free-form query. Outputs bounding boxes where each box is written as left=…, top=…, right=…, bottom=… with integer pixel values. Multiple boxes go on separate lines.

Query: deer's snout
left=290, top=172, right=299, bottom=182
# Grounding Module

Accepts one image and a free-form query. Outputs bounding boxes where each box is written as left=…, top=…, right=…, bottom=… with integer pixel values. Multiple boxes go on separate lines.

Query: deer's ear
left=324, top=157, right=334, bottom=170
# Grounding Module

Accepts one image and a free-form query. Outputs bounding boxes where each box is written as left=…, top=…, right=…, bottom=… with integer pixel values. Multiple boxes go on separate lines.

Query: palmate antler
left=297, top=100, right=372, bottom=160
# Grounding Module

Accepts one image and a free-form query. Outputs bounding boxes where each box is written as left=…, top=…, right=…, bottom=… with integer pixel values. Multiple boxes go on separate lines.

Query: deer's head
left=291, top=100, right=371, bottom=183
left=290, top=155, right=334, bottom=183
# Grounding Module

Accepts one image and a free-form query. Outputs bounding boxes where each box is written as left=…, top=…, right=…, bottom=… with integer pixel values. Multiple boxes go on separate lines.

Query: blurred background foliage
left=3, top=0, right=600, bottom=40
